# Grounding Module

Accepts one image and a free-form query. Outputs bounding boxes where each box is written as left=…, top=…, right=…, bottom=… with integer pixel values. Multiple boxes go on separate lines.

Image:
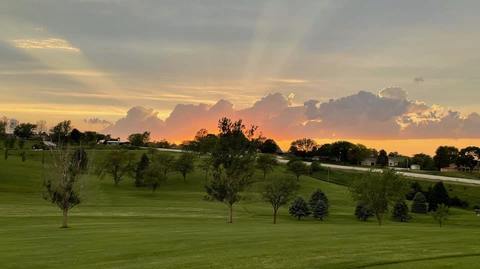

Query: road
left=277, top=158, right=480, bottom=186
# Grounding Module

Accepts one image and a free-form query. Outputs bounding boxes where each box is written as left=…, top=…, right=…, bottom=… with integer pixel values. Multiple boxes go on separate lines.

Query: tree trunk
left=376, top=213, right=383, bottom=226
left=183, top=173, right=186, bottom=182
left=61, top=208, right=69, bottom=228
left=228, top=204, right=233, bottom=223
left=273, top=208, right=278, bottom=224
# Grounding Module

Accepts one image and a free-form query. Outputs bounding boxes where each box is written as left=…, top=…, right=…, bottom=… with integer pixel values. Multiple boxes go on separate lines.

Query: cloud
left=83, top=117, right=112, bottom=126
left=378, top=87, right=408, bottom=100
left=413, top=77, right=424, bottom=83
left=11, top=38, right=80, bottom=52
left=104, top=89, right=480, bottom=141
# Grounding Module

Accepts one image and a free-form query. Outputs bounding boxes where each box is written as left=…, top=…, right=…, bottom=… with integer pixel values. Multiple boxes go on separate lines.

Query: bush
left=411, top=192, right=428, bottom=214
left=392, top=200, right=411, bottom=222
left=289, top=197, right=311, bottom=220
left=449, top=196, right=469, bottom=209
left=309, top=189, right=329, bottom=210
left=310, top=161, right=323, bottom=174
left=427, top=182, right=450, bottom=212
left=312, top=200, right=328, bottom=221
left=355, top=202, right=373, bottom=221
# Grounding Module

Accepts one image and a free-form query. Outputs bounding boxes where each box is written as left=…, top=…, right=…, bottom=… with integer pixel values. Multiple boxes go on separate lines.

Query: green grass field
left=2, top=151, right=480, bottom=268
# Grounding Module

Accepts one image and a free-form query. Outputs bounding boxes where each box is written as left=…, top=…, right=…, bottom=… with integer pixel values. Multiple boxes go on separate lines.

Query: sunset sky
left=1, top=0, right=480, bottom=155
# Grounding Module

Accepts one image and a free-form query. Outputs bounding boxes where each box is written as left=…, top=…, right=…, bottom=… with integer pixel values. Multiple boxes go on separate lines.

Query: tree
left=287, top=160, right=308, bottom=180
left=175, top=153, right=196, bottom=181
left=350, top=170, right=409, bottom=225
left=128, top=132, right=150, bottom=147
left=199, top=157, right=213, bottom=181
left=256, top=154, right=278, bottom=180
left=98, top=150, right=135, bottom=185
left=309, top=189, right=329, bottom=210
left=14, top=123, right=37, bottom=139
left=50, top=120, right=72, bottom=143
left=434, top=146, right=459, bottom=170
left=392, top=200, right=410, bottom=222
left=43, top=147, right=87, bottom=228
left=456, top=146, right=479, bottom=171
left=313, top=200, right=328, bottom=221
left=260, top=139, right=281, bottom=154
left=0, top=120, right=6, bottom=138
left=134, top=153, right=150, bottom=187
left=153, top=153, right=175, bottom=177
left=69, top=129, right=83, bottom=145
left=406, top=181, right=423, bottom=200
left=143, top=162, right=166, bottom=192
left=4, top=136, right=15, bottom=160
left=72, top=148, right=89, bottom=172
left=411, top=153, right=435, bottom=170
left=310, top=161, right=323, bottom=174
left=262, top=177, right=299, bottom=224
left=289, top=138, right=317, bottom=158
left=432, top=204, right=449, bottom=227
left=355, top=202, right=373, bottom=221
left=411, top=192, right=428, bottom=214
left=18, top=138, right=26, bottom=162
left=289, top=197, right=311, bottom=220
left=205, top=117, right=259, bottom=223
left=428, top=182, right=450, bottom=211
left=376, top=150, right=389, bottom=167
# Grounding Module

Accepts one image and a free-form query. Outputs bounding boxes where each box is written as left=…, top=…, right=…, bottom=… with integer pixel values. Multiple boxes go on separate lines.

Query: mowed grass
left=1, top=151, right=480, bottom=268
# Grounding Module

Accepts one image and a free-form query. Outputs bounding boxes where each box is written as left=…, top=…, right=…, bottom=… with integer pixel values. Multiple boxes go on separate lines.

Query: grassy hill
left=1, top=151, right=480, bottom=268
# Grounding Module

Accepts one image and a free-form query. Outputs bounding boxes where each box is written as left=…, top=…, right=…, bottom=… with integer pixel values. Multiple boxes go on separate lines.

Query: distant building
left=361, top=157, right=377, bottom=167
left=410, top=164, right=421, bottom=170
left=440, top=163, right=458, bottom=172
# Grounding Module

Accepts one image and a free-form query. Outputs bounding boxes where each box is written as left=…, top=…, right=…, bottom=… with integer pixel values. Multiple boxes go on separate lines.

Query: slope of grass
left=1, top=151, right=480, bottom=268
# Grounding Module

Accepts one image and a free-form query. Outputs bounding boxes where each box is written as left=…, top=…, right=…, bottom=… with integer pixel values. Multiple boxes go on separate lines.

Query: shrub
left=392, top=200, right=411, bottom=222
left=310, top=161, right=323, bottom=174
left=411, top=192, right=428, bottom=214
left=289, top=197, right=311, bottom=220
left=355, top=202, right=374, bottom=221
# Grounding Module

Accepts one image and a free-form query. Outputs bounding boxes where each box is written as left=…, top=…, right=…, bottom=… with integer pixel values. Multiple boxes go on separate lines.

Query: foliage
left=174, top=153, right=196, bottom=181
left=262, top=177, right=299, bottom=224
left=392, top=200, right=411, bottom=222
left=350, top=170, right=409, bottom=225
left=71, top=148, right=89, bottom=172
left=289, top=197, right=311, bottom=220
left=128, top=132, right=151, bottom=147
left=143, top=162, right=167, bottom=192
left=50, top=120, right=72, bottom=143
left=153, top=153, right=176, bottom=177
left=376, top=150, right=389, bottom=167
left=310, top=161, right=323, bottom=174
left=406, top=182, right=423, bottom=200
left=135, top=153, right=150, bottom=187
left=286, top=160, right=308, bottom=180
left=259, top=139, right=281, bottom=154
left=256, top=154, right=278, bottom=180
left=205, top=117, right=259, bottom=223
left=0, top=120, right=6, bottom=137
left=434, top=146, right=459, bottom=169
left=432, top=204, right=449, bottom=227
left=69, top=129, right=83, bottom=144
left=411, top=153, right=436, bottom=170
left=97, top=150, right=135, bottom=185
left=411, top=192, right=428, bottom=214
left=14, top=123, right=37, bottom=139
left=312, top=200, right=328, bottom=221
left=355, top=202, right=374, bottom=221
left=289, top=138, right=317, bottom=157
left=43, top=148, right=88, bottom=228
left=427, top=182, right=450, bottom=212
left=309, top=189, right=329, bottom=210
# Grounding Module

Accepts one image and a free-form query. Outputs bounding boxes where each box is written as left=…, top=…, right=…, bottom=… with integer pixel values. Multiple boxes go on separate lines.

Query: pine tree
left=313, top=200, right=328, bottom=221
left=411, top=192, right=428, bottom=214
left=135, top=153, right=150, bottom=187
left=309, top=189, right=329, bottom=210
left=428, top=182, right=449, bottom=211
left=355, top=202, right=373, bottom=221
left=289, top=197, right=311, bottom=220
left=392, top=200, right=410, bottom=222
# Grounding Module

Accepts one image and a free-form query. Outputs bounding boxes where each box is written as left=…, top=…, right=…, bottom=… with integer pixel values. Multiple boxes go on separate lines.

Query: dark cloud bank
left=104, top=88, right=480, bottom=141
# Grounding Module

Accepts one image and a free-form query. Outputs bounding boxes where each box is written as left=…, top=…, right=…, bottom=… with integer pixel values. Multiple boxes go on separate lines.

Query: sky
left=1, top=0, right=480, bottom=155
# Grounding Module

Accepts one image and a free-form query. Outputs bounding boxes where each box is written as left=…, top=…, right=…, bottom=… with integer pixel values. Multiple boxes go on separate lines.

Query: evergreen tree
left=355, top=202, right=373, bottom=221
left=135, top=153, right=150, bottom=187
left=392, top=200, right=410, bottom=222
left=312, top=199, right=328, bottom=221
left=411, top=192, right=428, bottom=214
left=289, top=197, right=311, bottom=220
left=309, top=189, right=329, bottom=210
left=428, top=182, right=450, bottom=211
